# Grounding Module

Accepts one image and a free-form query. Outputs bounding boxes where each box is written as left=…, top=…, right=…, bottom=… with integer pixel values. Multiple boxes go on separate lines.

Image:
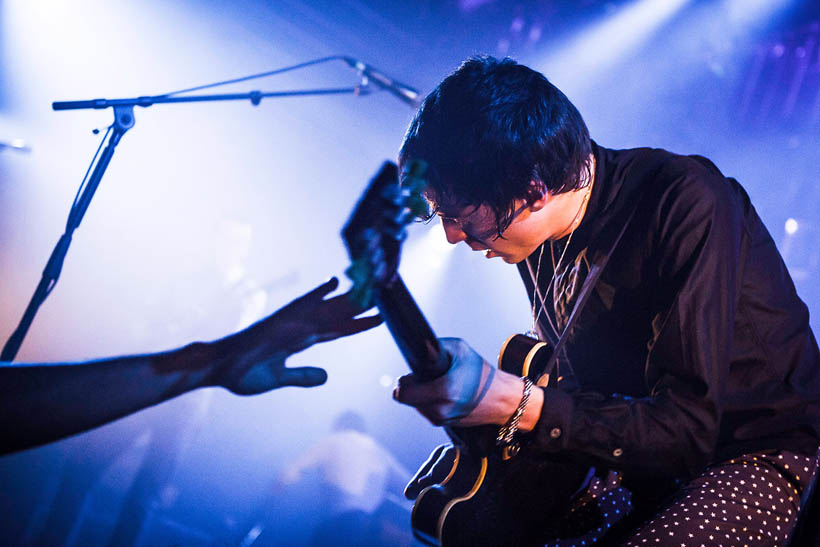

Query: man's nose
left=441, top=218, right=468, bottom=244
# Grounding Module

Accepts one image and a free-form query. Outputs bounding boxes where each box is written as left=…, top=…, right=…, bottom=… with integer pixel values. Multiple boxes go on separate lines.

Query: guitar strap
left=540, top=196, right=641, bottom=380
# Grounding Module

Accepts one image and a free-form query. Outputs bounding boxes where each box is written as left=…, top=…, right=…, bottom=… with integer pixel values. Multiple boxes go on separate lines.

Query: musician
left=0, top=277, right=380, bottom=455
left=394, top=56, right=820, bottom=544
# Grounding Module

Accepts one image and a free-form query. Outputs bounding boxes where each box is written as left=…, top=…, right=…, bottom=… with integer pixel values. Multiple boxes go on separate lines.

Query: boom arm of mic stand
left=0, top=107, right=134, bottom=362
left=51, top=86, right=370, bottom=111
left=3, top=77, right=391, bottom=361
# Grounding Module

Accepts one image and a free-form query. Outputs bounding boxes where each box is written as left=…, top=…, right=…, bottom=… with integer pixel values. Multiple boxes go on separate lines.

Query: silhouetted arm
left=0, top=277, right=380, bottom=454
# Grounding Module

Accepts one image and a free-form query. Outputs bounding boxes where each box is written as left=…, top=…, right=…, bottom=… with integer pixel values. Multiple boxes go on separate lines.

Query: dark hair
left=399, top=56, right=592, bottom=234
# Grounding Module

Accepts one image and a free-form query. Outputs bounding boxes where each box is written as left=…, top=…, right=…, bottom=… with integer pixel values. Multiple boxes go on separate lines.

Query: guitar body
left=412, top=448, right=589, bottom=546
left=411, top=334, right=590, bottom=546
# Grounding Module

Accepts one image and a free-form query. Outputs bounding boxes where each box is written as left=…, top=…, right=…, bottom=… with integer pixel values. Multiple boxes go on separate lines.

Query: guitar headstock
left=342, top=160, right=428, bottom=309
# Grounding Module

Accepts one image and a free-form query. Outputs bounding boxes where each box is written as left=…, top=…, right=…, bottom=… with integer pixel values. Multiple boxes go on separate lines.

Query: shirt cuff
left=524, top=386, right=575, bottom=454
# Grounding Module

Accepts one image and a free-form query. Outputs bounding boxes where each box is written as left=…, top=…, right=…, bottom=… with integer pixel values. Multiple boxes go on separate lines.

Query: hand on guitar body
left=403, top=443, right=458, bottom=500
left=393, top=337, right=544, bottom=430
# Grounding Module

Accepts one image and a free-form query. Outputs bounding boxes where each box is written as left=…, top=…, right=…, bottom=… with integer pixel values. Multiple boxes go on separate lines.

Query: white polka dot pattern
left=542, top=450, right=816, bottom=546
left=620, top=451, right=816, bottom=546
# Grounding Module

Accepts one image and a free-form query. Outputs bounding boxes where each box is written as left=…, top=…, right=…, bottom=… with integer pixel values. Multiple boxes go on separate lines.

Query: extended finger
left=335, top=313, right=383, bottom=336
left=425, top=445, right=458, bottom=484
left=306, top=313, right=383, bottom=345
left=405, top=443, right=448, bottom=500
left=278, top=366, right=328, bottom=388
left=284, top=278, right=340, bottom=310
left=324, top=290, right=378, bottom=316
left=304, top=276, right=340, bottom=300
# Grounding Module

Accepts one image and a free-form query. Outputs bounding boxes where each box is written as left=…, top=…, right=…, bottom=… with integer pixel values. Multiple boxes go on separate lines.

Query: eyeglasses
left=436, top=201, right=529, bottom=244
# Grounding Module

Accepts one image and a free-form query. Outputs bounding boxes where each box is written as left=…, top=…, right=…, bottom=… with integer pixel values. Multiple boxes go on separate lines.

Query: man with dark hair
left=394, top=56, right=820, bottom=544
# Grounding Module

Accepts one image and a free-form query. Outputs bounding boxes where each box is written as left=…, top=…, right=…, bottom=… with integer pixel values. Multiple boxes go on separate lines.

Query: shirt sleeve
left=526, top=157, right=745, bottom=479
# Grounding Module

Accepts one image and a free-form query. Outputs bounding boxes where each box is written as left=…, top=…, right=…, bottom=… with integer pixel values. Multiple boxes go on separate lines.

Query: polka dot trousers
left=622, top=450, right=817, bottom=546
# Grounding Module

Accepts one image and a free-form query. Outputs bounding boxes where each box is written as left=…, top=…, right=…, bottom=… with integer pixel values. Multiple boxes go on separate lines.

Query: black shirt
left=518, top=143, right=820, bottom=482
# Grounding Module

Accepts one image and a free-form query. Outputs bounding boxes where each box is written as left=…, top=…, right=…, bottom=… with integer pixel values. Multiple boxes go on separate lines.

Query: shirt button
left=612, top=448, right=623, bottom=457
left=549, top=427, right=562, bottom=439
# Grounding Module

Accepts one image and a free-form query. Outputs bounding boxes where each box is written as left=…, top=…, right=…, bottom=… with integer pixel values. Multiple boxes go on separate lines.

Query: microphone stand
left=1, top=84, right=368, bottom=362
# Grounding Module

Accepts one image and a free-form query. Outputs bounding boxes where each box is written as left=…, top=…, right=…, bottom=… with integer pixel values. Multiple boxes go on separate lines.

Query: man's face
left=433, top=188, right=587, bottom=264
left=433, top=199, right=542, bottom=264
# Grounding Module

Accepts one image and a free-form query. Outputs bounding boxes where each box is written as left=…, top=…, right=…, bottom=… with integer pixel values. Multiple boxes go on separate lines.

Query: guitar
left=342, top=161, right=591, bottom=546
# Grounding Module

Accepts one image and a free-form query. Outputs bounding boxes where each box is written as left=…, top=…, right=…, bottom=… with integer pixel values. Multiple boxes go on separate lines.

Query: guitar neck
left=374, top=274, right=451, bottom=381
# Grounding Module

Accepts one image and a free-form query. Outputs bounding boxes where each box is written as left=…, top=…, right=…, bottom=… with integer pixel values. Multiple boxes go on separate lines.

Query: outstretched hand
left=208, top=277, right=381, bottom=394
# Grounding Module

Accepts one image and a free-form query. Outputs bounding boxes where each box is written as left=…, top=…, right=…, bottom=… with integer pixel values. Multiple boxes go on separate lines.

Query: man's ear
left=526, top=180, right=548, bottom=211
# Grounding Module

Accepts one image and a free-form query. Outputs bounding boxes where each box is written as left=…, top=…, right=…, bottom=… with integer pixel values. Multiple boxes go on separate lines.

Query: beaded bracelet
left=497, top=376, right=534, bottom=446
